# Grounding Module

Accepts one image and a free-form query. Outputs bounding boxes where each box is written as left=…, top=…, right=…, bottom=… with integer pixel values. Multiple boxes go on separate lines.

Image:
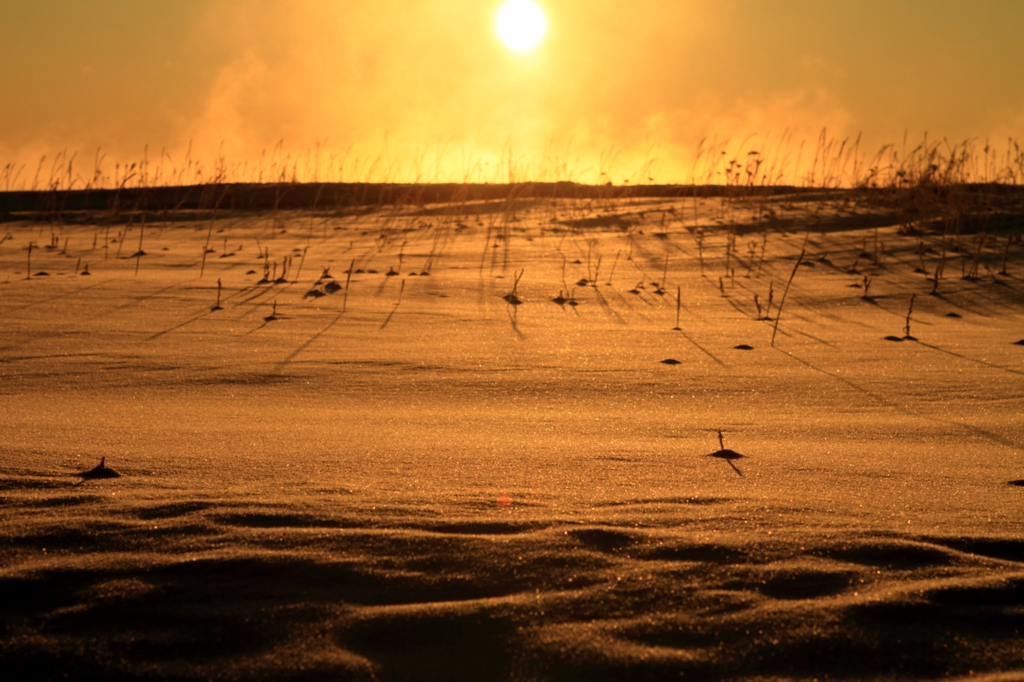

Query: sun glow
left=495, top=0, right=547, bottom=53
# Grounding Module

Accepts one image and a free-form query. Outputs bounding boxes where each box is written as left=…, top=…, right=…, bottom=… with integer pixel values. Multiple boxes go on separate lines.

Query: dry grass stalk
left=134, top=219, right=145, bottom=275
left=343, top=258, right=354, bottom=313
left=904, top=293, right=916, bottom=339
left=503, top=269, right=525, bottom=305
left=673, top=286, right=682, bottom=330
left=211, top=278, right=223, bottom=311
left=771, top=249, right=806, bottom=347
left=293, top=246, right=308, bottom=283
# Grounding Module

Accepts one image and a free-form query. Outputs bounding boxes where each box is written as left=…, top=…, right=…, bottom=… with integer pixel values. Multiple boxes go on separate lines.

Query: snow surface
left=2, top=193, right=1023, bottom=680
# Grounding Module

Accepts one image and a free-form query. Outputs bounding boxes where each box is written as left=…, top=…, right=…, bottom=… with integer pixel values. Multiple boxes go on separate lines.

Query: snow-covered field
left=2, top=190, right=1023, bottom=680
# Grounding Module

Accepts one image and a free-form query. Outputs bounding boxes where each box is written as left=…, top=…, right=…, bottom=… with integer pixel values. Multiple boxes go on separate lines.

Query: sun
left=495, top=0, right=547, bottom=53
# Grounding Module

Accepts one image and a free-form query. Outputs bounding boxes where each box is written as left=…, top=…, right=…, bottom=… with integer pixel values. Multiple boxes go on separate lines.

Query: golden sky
left=2, top=0, right=1023, bottom=186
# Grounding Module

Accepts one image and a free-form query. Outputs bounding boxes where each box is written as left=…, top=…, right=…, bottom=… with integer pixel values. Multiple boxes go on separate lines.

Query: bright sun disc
left=496, top=0, right=547, bottom=53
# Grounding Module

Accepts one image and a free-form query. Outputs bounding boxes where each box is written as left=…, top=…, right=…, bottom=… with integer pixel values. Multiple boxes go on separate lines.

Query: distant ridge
left=0, top=181, right=823, bottom=215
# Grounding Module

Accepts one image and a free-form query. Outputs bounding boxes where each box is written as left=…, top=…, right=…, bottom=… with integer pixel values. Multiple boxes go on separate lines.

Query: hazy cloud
left=2, top=0, right=1021, bottom=186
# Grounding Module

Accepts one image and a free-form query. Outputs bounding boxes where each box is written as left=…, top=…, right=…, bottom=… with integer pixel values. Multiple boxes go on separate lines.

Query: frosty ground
left=2, top=189, right=1023, bottom=680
